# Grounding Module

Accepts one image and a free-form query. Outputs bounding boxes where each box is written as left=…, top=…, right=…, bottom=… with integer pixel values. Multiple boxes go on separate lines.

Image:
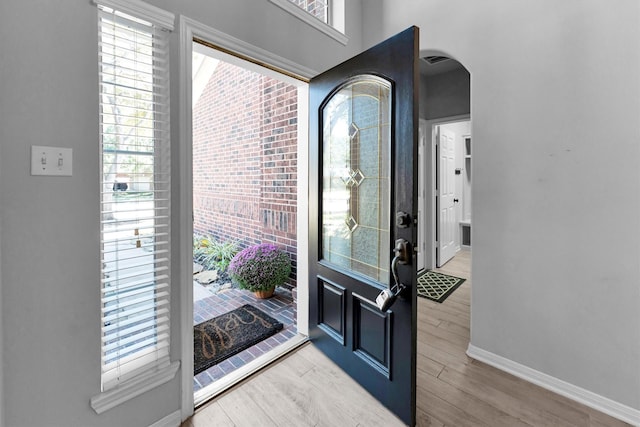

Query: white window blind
left=97, top=2, right=172, bottom=392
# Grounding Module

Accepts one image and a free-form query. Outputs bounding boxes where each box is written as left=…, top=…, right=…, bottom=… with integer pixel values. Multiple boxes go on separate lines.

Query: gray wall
left=0, top=210, right=3, bottom=427
left=0, top=1, right=363, bottom=426
left=421, top=68, right=470, bottom=120
left=3, top=0, right=639, bottom=424
left=368, top=0, right=640, bottom=411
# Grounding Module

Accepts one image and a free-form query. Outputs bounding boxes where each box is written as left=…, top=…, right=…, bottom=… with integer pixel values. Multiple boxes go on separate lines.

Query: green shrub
left=193, top=234, right=239, bottom=272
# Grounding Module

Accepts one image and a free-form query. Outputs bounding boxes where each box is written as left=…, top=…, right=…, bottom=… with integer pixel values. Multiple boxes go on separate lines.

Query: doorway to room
left=190, top=40, right=308, bottom=406
left=414, top=53, right=474, bottom=424
left=416, top=54, right=471, bottom=272
left=433, top=119, right=471, bottom=267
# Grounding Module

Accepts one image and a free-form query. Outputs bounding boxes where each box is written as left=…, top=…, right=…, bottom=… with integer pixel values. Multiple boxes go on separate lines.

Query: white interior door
left=417, top=120, right=427, bottom=271
left=437, top=126, right=456, bottom=266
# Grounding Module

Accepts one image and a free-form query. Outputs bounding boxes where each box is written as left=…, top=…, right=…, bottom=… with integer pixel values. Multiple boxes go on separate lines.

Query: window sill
left=90, top=361, right=180, bottom=414
left=268, top=0, right=348, bottom=45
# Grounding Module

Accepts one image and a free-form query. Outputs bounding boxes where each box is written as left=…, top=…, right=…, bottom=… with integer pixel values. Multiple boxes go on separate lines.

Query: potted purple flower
left=228, top=243, right=291, bottom=299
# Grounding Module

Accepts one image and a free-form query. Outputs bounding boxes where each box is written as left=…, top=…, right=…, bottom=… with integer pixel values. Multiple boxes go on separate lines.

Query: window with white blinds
left=97, top=1, right=172, bottom=392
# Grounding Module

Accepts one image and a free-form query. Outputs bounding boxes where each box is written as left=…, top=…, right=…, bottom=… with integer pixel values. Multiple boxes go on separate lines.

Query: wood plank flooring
left=183, top=249, right=631, bottom=426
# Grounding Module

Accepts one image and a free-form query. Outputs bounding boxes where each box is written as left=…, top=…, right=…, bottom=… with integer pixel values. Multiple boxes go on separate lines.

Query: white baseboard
left=466, top=344, right=640, bottom=426
left=149, top=410, right=181, bottom=427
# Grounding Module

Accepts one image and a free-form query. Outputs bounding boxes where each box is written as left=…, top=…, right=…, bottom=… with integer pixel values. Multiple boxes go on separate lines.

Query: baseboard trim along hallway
left=466, top=344, right=640, bottom=426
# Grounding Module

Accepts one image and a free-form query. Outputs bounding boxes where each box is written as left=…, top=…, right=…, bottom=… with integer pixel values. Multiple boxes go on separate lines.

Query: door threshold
left=193, top=333, right=309, bottom=407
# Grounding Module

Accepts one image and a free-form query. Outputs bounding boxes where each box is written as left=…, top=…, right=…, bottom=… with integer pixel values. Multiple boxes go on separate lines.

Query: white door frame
left=178, top=16, right=315, bottom=420
left=420, top=114, right=470, bottom=270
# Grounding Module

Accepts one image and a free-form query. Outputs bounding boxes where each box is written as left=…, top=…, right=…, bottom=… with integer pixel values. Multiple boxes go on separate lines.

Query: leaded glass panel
left=321, top=76, right=391, bottom=284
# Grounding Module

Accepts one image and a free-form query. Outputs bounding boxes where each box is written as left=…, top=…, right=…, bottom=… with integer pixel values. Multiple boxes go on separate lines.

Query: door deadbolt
left=396, top=211, right=411, bottom=228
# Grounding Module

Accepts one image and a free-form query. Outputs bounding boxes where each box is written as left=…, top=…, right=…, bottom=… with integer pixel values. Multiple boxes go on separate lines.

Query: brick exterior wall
left=193, top=61, right=298, bottom=286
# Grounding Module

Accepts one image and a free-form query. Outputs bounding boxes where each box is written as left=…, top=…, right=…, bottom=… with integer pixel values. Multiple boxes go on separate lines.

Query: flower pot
left=253, top=287, right=275, bottom=299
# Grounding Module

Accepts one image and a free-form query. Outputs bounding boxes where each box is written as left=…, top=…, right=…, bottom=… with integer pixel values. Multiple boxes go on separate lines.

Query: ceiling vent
left=424, top=56, right=450, bottom=65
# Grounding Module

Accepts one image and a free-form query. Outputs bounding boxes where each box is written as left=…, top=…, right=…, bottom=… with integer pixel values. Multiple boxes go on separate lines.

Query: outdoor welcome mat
left=417, top=270, right=465, bottom=303
left=194, top=304, right=283, bottom=375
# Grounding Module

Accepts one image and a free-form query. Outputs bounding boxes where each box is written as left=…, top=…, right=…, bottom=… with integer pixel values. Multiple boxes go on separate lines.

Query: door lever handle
left=376, top=239, right=411, bottom=312
left=393, top=238, right=411, bottom=265
left=453, top=198, right=459, bottom=203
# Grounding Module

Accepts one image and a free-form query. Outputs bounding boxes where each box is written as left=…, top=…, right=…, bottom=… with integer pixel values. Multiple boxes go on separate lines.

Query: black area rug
left=417, top=270, right=466, bottom=303
left=194, top=304, right=283, bottom=375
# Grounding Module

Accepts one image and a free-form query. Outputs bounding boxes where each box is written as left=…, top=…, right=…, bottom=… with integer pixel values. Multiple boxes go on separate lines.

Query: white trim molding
left=91, top=361, right=180, bottom=414
left=183, top=16, right=318, bottom=80
left=467, top=344, right=640, bottom=426
left=92, top=0, right=175, bottom=31
left=179, top=15, right=314, bottom=422
left=178, top=17, right=196, bottom=422
left=424, top=114, right=471, bottom=270
left=148, top=410, right=181, bottom=427
left=268, top=0, right=348, bottom=45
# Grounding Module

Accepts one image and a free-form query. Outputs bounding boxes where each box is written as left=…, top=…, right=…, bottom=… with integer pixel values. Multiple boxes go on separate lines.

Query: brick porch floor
left=193, top=285, right=297, bottom=392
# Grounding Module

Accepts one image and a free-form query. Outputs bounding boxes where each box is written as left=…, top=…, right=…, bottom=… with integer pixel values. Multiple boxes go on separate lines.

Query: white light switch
left=31, top=145, right=73, bottom=176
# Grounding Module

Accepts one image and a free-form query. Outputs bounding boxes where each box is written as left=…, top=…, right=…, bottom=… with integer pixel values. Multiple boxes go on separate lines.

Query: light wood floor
left=183, top=250, right=630, bottom=426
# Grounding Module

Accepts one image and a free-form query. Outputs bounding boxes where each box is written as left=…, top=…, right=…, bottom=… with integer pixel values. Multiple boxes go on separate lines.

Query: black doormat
left=417, top=270, right=465, bottom=303
left=194, top=304, right=283, bottom=375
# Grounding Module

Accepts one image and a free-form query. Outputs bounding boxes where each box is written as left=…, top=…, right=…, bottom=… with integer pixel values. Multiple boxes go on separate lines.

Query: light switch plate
left=31, top=145, right=73, bottom=176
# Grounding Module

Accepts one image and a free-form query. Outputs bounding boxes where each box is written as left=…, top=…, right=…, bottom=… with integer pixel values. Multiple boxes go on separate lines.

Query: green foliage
left=228, top=243, right=291, bottom=292
left=193, top=234, right=239, bottom=272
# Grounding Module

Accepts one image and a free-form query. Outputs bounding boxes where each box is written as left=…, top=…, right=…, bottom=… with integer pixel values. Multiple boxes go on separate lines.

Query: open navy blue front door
left=309, top=27, right=419, bottom=426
